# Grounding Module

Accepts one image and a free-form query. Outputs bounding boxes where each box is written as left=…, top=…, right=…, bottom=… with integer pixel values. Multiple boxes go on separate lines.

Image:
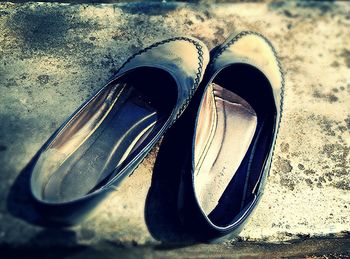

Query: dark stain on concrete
left=275, top=156, right=293, bottom=173
left=304, top=169, right=316, bottom=175
left=321, top=143, right=350, bottom=190
left=184, top=18, right=194, bottom=26
left=319, top=176, right=326, bottom=183
left=195, top=14, right=205, bottom=23
left=5, top=78, right=19, bottom=88
left=280, top=142, right=289, bottom=153
left=325, top=172, right=334, bottom=182
left=340, top=49, right=350, bottom=68
left=269, top=0, right=336, bottom=18
left=276, top=156, right=296, bottom=191
left=280, top=177, right=296, bottom=191
left=295, top=1, right=336, bottom=14
left=316, top=176, right=327, bottom=188
left=316, top=116, right=337, bottom=136
left=331, top=61, right=340, bottom=67
left=345, top=116, right=350, bottom=130
left=333, top=169, right=348, bottom=177
left=283, top=10, right=299, bottom=18
left=305, top=178, right=313, bottom=187
left=268, top=1, right=287, bottom=9
left=118, top=2, right=178, bottom=16
left=322, top=144, right=349, bottom=165
left=6, top=5, right=99, bottom=57
left=334, top=180, right=350, bottom=191
left=37, top=74, right=50, bottom=84
left=8, top=8, right=69, bottom=52
left=313, top=90, right=338, bottom=103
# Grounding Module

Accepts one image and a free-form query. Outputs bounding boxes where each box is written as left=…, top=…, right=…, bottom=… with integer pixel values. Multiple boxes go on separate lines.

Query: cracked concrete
left=0, top=0, right=349, bottom=251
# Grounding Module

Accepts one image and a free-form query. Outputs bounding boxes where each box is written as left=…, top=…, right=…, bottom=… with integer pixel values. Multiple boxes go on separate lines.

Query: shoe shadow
left=6, top=150, right=60, bottom=228
left=144, top=128, right=193, bottom=244
left=144, top=98, right=201, bottom=245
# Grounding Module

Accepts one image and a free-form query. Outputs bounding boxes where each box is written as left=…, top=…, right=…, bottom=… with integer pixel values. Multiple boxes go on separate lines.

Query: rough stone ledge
left=0, top=0, right=349, bottom=248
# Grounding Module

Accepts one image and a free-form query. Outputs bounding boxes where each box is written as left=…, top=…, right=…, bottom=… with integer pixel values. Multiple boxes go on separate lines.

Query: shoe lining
left=32, top=68, right=177, bottom=203
left=194, top=83, right=257, bottom=214
left=193, top=63, right=277, bottom=227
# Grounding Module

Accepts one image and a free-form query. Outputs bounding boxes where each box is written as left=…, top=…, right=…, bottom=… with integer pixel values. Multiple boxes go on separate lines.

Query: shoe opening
left=31, top=67, right=178, bottom=203
left=193, top=63, right=277, bottom=227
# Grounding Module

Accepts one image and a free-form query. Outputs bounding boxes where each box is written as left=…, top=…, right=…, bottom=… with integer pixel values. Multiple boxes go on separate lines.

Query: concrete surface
left=2, top=237, right=350, bottom=258
left=0, top=0, right=350, bottom=253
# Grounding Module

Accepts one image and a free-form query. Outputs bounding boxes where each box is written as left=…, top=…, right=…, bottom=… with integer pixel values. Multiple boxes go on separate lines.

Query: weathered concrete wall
left=0, top=1, right=349, bottom=248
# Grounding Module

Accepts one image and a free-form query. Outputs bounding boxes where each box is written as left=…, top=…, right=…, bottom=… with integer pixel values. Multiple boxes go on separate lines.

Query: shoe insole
left=39, top=82, right=159, bottom=203
left=194, top=83, right=257, bottom=214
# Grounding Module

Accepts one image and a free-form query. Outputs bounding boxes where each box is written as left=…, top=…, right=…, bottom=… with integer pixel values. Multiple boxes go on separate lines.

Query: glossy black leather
left=29, top=37, right=209, bottom=226
left=178, top=31, right=284, bottom=240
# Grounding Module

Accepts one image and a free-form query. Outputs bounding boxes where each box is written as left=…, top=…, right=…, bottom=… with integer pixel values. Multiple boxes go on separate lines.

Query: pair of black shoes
left=29, top=31, right=284, bottom=240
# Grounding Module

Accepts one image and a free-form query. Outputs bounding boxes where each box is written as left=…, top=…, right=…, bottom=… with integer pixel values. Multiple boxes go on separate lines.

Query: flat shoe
left=30, top=36, right=209, bottom=226
left=178, top=31, right=284, bottom=240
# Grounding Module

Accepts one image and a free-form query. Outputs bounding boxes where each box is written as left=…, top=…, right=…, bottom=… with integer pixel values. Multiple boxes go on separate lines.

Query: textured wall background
left=0, top=0, right=349, bottom=252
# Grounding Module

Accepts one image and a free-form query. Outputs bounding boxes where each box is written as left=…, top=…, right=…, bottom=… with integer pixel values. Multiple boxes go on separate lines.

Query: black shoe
left=178, top=31, right=284, bottom=240
left=30, top=37, right=209, bottom=226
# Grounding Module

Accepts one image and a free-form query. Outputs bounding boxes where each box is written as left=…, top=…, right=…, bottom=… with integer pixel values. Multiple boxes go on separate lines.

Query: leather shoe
left=30, top=36, right=209, bottom=226
left=178, top=31, right=284, bottom=240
